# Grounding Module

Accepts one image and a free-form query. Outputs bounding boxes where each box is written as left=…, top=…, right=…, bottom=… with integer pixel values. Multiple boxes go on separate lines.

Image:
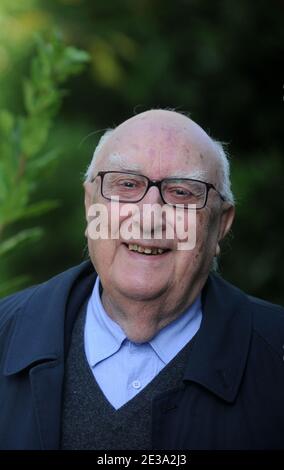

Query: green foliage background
left=0, top=0, right=283, bottom=304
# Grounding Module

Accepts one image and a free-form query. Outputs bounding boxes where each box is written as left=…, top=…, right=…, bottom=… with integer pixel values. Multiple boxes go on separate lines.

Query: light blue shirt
left=84, top=276, right=202, bottom=409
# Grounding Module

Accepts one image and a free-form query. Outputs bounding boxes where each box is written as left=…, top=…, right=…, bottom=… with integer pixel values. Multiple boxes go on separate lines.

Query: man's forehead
left=99, top=151, right=208, bottom=181
left=95, top=110, right=219, bottom=180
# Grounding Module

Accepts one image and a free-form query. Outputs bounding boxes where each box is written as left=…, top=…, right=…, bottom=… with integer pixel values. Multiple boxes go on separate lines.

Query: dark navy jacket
left=0, top=261, right=284, bottom=449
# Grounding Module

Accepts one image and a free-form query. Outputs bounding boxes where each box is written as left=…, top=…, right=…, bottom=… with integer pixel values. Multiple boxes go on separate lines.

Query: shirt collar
left=85, top=276, right=126, bottom=367
left=149, top=295, right=202, bottom=364
left=85, top=276, right=202, bottom=367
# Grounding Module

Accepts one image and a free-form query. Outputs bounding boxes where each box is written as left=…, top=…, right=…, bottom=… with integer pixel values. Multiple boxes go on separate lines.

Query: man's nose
left=141, top=185, right=163, bottom=205
left=137, top=186, right=167, bottom=237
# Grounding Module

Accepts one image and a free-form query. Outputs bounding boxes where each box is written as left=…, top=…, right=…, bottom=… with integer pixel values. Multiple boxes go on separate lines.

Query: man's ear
left=216, top=204, right=235, bottom=256
left=83, top=181, right=95, bottom=221
left=83, top=181, right=97, bottom=239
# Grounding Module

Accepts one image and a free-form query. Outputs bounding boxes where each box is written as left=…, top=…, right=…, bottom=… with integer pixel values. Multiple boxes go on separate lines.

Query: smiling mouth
left=125, top=243, right=170, bottom=256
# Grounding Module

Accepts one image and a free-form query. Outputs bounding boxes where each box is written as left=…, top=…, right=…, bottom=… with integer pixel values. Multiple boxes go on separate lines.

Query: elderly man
left=0, top=110, right=283, bottom=450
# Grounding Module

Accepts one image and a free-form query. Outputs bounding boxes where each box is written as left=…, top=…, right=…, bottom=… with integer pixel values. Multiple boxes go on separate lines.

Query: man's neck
left=101, top=286, right=201, bottom=343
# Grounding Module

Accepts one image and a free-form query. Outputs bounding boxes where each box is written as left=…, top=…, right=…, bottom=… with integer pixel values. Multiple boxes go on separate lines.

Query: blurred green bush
left=0, top=30, right=89, bottom=296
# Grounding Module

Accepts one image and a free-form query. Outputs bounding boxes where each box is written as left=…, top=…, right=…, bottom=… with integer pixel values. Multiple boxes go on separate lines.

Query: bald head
left=106, top=109, right=215, bottom=149
left=85, top=109, right=234, bottom=204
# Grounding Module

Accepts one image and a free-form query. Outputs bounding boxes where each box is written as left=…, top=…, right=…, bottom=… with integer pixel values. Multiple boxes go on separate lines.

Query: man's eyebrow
left=169, top=169, right=208, bottom=180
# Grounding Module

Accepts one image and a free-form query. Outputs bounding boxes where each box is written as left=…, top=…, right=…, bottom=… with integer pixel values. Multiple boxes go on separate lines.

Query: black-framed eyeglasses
left=91, top=171, right=225, bottom=209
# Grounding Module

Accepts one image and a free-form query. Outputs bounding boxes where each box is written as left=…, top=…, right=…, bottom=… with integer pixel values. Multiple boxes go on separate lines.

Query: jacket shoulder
left=248, top=294, right=284, bottom=358
left=0, top=261, right=93, bottom=331
left=0, top=285, right=39, bottom=331
left=209, top=273, right=284, bottom=358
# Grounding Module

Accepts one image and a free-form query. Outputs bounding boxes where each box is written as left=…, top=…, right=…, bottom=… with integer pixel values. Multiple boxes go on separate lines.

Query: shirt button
left=132, top=380, right=141, bottom=389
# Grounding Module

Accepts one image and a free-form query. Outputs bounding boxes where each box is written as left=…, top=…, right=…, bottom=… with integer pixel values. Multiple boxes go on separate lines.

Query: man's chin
left=116, top=278, right=169, bottom=302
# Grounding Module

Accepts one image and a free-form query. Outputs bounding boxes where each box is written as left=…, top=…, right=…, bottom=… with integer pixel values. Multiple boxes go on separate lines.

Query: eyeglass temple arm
left=208, top=183, right=225, bottom=202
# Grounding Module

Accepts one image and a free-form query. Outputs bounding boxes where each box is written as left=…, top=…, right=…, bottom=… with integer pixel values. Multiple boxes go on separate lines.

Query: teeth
left=129, top=244, right=137, bottom=251
left=127, top=244, right=166, bottom=255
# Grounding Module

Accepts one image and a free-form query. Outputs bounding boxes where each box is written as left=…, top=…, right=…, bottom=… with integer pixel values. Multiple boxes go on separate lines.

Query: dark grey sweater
left=61, top=303, right=195, bottom=450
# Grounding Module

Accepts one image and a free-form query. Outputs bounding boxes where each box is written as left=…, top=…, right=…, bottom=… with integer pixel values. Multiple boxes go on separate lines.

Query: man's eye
left=175, top=188, right=190, bottom=196
left=119, top=180, right=136, bottom=188
left=169, top=187, right=191, bottom=197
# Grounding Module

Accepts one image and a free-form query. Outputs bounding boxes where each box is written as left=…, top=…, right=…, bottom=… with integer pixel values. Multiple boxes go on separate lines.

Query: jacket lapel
left=29, top=360, right=64, bottom=449
left=183, top=273, right=252, bottom=402
left=152, top=274, right=253, bottom=449
left=3, top=261, right=96, bottom=449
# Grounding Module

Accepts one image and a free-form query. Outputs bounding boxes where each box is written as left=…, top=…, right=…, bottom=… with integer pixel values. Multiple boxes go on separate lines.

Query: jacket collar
left=3, top=260, right=96, bottom=376
left=183, top=273, right=252, bottom=403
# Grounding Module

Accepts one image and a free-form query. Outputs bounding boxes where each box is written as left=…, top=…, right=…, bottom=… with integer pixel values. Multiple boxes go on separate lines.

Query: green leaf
left=0, top=109, right=15, bottom=136
left=27, top=149, right=60, bottom=172
left=65, top=46, right=90, bottom=64
left=0, top=228, right=43, bottom=257
left=17, top=200, right=60, bottom=220
left=23, top=79, right=35, bottom=115
left=0, top=179, right=31, bottom=226
left=21, top=116, right=52, bottom=157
